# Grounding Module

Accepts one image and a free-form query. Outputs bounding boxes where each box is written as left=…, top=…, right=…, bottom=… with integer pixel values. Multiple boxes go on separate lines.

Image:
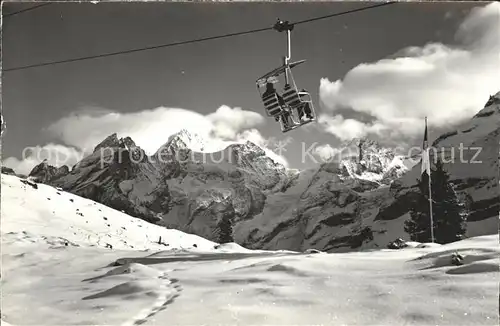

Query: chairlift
left=256, top=19, right=317, bottom=133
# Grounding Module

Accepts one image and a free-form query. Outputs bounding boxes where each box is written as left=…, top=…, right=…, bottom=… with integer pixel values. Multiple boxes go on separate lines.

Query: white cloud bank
left=207, top=106, right=265, bottom=140
left=45, top=105, right=265, bottom=155
left=318, top=115, right=388, bottom=142
left=3, top=105, right=290, bottom=174
left=319, top=2, right=500, bottom=141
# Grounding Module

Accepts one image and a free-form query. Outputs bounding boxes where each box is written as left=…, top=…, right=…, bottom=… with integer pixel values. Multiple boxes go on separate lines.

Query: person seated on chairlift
left=262, top=82, right=285, bottom=102
left=263, top=82, right=287, bottom=109
left=263, top=82, right=293, bottom=129
left=298, top=88, right=314, bottom=120
left=262, top=82, right=276, bottom=98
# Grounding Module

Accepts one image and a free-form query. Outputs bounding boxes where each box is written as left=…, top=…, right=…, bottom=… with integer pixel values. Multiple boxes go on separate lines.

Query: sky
left=2, top=1, right=499, bottom=174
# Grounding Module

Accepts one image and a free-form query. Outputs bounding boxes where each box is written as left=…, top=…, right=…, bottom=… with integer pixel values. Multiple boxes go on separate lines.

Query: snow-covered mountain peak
left=339, top=138, right=396, bottom=161
left=333, top=137, right=406, bottom=184
left=158, top=129, right=206, bottom=154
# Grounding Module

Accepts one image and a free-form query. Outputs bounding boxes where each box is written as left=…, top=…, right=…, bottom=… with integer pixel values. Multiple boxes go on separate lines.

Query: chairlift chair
left=256, top=19, right=317, bottom=133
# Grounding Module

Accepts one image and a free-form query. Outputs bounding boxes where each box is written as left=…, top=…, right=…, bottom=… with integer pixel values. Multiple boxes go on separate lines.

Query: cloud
left=318, top=115, right=388, bottom=141
left=207, top=105, right=265, bottom=140
left=3, top=143, right=84, bottom=176
left=319, top=2, right=500, bottom=140
left=46, top=105, right=265, bottom=155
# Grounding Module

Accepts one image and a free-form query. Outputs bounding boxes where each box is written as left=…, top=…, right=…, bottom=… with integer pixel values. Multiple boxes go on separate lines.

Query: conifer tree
left=404, top=159, right=467, bottom=243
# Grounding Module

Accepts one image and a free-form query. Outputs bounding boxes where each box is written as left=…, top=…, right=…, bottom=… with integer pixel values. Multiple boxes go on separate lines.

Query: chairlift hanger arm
left=274, top=18, right=294, bottom=83
left=274, top=19, right=293, bottom=62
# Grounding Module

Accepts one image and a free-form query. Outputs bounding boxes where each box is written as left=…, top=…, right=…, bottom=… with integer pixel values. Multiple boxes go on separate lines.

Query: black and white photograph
left=1, top=1, right=499, bottom=325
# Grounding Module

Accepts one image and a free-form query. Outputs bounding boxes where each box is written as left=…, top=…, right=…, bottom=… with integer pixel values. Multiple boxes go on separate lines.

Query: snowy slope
left=2, top=189, right=498, bottom=326
left=1, top=173, right=216, bottom=251
left=2, top=170, right=498, bottom=326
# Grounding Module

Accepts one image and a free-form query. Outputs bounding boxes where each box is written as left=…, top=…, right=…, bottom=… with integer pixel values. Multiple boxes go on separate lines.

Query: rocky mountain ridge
left=336, top=137, right=409, bottom=187
left=21, top=93, right=499, bottom=251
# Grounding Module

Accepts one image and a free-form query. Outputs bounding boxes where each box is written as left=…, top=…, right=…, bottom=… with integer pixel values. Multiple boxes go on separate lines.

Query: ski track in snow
left=121, top=272, right=183, bottom=326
